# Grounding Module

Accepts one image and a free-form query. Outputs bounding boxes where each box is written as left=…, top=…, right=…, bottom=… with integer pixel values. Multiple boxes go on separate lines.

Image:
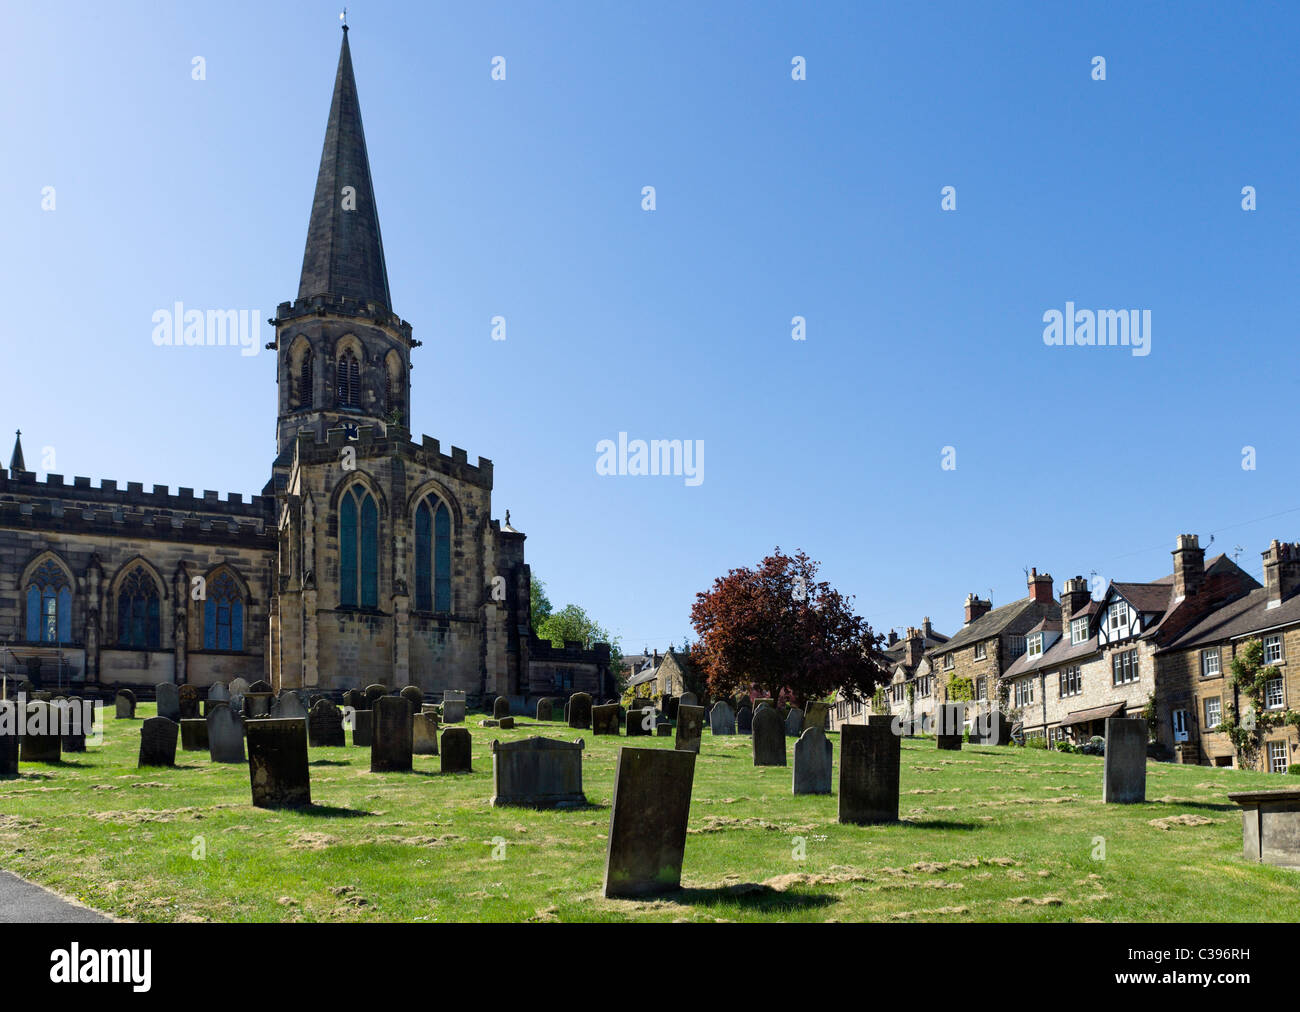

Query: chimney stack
left=1027, top=567, right=1054, bottom=604
left=1262, top=540, right=1300, bottom=609
left=922, top=616, right=932, bottom=639
left=887, top=629, right=899, bottom=647
left=904, top=627, right=924, bottom=668
left=1172, top=534, right=1206, bottom=600
left=1060, top=575, right=1091, bottom=626
left=964, top=594, right=991, bottom=625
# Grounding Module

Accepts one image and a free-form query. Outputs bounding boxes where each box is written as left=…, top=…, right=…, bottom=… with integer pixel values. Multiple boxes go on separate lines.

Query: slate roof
left=298, top=28, right=393, bottom=309
left=1161, top=585, right=1300, bottom=651
left=930, top=597, right=1046, bottom=656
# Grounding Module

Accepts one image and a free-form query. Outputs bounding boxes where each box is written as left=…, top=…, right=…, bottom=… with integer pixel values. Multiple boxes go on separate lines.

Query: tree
left=689, top=547, right=887, bottom=709
left=532, top=590, right=624, bottom=692
left=1219, top=638, right=1300, bottom=770
left=530, top=576, right=553, bottom=632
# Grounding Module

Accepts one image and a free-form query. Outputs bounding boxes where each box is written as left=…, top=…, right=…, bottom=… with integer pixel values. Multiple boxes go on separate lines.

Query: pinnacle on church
left=298, top=26, right=392, bottom=311
left=9, top=429, right=24, bottom=474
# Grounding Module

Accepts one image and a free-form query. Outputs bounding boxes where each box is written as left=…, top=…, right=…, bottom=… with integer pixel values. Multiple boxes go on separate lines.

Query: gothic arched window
left=25, top=559, right=71, bottom=643
left=203, top=571, right=244, bottom=651
left=299, top=348, right=314, bottom=409
left=117, top=566, right=161, bottom=649
left=414, top=497, right=452, bottom=612
left=337, top=350, right=360, bottom=408
left=340, top=484, right=378, bottom=608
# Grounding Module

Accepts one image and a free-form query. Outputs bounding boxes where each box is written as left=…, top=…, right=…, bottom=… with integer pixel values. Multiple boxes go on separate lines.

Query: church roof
left=298, top=27, right=393, bottom=310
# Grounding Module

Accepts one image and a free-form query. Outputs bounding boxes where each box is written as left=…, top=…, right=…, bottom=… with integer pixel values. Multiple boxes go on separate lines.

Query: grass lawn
left=1, top=704, right=1296, bottom=922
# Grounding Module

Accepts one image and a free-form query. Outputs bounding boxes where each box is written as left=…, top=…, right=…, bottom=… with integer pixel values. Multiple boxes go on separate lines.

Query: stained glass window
left=203, top=571, right=244, bottom=651
left=414, top=498, right=452, bottom=613
left=340, top=484, right=378, bottom=607
left=118, top=566, right=161, bottom=649
left=26, top=559, right=71, bottom=643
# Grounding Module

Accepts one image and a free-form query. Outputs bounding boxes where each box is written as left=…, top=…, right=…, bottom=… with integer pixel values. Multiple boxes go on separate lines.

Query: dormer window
left=1026, top=633, right=1043, bottom=658
left=1070, top=616, right=1089, bottom=644
left=1107, top=600, right=1130, bottom=632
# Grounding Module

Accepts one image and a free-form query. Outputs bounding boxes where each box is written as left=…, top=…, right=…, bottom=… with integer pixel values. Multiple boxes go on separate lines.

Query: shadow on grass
left=309, top=759, right=350, bottom=767
left=1152, top=800, right=1240, bottom=813
left=667, top=884, right=838, bottom=912
left=300, top=804, right=372, bottom=818
left=898, top=819, right=984, bottom=831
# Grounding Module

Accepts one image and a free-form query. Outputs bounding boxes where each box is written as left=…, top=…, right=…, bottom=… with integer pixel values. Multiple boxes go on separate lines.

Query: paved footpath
left=0, top=870, right=110, bottom=923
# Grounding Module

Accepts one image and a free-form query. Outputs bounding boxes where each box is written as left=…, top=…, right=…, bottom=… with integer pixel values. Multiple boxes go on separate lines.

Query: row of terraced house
left=830, top=533, right=1300, bottom=774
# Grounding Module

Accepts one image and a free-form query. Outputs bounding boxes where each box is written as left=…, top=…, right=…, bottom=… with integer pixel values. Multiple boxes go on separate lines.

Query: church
left=0, top=27, right=613, bottom=704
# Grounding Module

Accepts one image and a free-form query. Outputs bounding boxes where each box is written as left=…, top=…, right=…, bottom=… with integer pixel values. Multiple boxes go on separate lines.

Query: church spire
left=298, top=26, right=392, bottom=310
left=9, top=430, right=24, bottom=473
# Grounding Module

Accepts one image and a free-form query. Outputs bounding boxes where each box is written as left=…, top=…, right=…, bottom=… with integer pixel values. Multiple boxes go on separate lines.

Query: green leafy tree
left=1218, top=638, right=1299, bottom=770
left=532, top=589, right=623, bottom=692
left=946, top=676, right=974, bottom=703
left=530, top=576, right=553, bottom=632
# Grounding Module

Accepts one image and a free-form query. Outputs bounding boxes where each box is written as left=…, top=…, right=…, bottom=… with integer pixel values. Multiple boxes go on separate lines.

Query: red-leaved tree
left=689, top=548, right=887, bottom=709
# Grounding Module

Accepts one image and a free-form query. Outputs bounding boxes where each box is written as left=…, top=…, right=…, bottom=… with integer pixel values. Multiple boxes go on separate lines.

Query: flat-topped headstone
left=626, top=707, right=653, bottom=737
left=1102, top=717, right=1148, bottom=804
left=400, top=685, right=424, bottom=713
left=115, top=689, right=136, bottom=719
left=737, top=707, right=753, bottom=734
left=936, top=702, right=965, bottom=751
left=1228, top=788, right=1300, bottom=869
left=156, top=683, right=180, bottom=723
left=243, top=692, right=274, bottom=719
left=752, top=706, right=786, bottom=766
left=664, top=696, right=679, bottom=721
left=679, top=692, right=698, bottom=708
left=709, top=701, right=736, bottom=736
left=246, top=718, right=311, bottom=809
left=675, top=704, right=705, bottom=753
left=350, top=709, right=373, bottom=747
left=656, top=723, right=672, bottom=736
left=0, top=701, right=18, bottom=776
left=784, top=707, right=805, bottom=737
left=178, top=684, right=200, bottom=720
left=491, top=736, right=586, bottom=808
left=180, top=718, right=209, bottom=751
left=440, top=727, right=472, bottom=773
left=412, top=713, right=440, bottom=755
left=592, top=703, right=621, bottom=736
left=207, top=704, right=245, bottom=763
left=228, top=677, right=250, bottom=698
left=20, top=702, right=61, bottom=763
left=793, top=726, right=833, bottom=795
left=493, top=696, right=511, bottom=719
left=802, top=701, right=830, bottom=733
left=603, top=746, right=696, bottom=898
left=568, top=692, right=593, bottom=730
left=442, top=690, right=466, bottom=724
left=371, top=696, right=414, bottom=773
left=271, top=691, right=308, bottom=720
left=536, top=698, right=554, bottom=721
left=839, top=718, right=899, bottom=824
left=309, top=700, right=346, bottom=747
left=138, top=716, right=178, bottom=768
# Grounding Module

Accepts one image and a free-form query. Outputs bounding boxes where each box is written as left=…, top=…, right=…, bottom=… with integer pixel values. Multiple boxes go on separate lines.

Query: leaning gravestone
left=838, top=718, right=899, bottom=824
left=592, top=703, right=620, bottom=736
left=936, top=702, right=965, bottom=751
left=243, top=692, right=274, bottom=719
left=493, top=696, right=511, bottom=719
left=156, top=683, right=180, bottom=723
left=737, top=707, right=753, bottom=734
left=207, top=703, right=245, bottom=763
left=308, top=699, right=346, bottom=747
left=350, top=709, right=373, bottom=747
left=412, top=712, right=440, bottom=755
left=626, top=707, right=653, bottom=737
left=491, top=736, right=586, bottom=808
left=271, top=691, right=308, bottom=721
left=138, top=716, right=178, bottom=768
left=793, top=726, right=833, bottom=795
left=709, top=701, right=736, bottom=736
left=180, top=718, right=209, bottom=752
left=1102, top=717, right=1148, bottom=804
left=802, top=701, right=830, bottom=733
left=371, top=696, right=414, bottom=773
left=752, top=705, right=786, bottom=766
left=568, top=692, right=593, bottom=730
left=178, top=684, right=200, bottom=720
left=20, top=702, right=61, bottom=763
left=0, top=701, right=18, bottom=776
left=115, top=689, right=137, bottom=719
left=536, top=697, right=554, bottom=721
left=784, top=707, right=805, bottom=737
left=246, top=718, right=311, bottom=809
left=603, top=746, right=696, bottom=898
left=440, top=727, right=472, bottom=773
left=675, top=704, right=705, bottom=754
left=442, top=690, right=466, bottom=724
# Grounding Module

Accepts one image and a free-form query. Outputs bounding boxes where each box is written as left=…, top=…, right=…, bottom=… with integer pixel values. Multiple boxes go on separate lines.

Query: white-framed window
left=1204, top=696, right=1221, bottom=729
left=1108, top=600, right=1131, bottom=633
left=1027, top=633, right=1043, bottom=658
left=917, top=676, right=932, bottom=698
left=1014, top=678, right=1034, bottom=707
left=1268, top=740, right=1288, bottom=774
left=943, top=653, right=954, bottom=670
left=1048, top=725, right=1067, bottom=745
left=1200, top=648, right=1221, bottom=678
left=1059, top=666, right=1082, bottom=698
left=1008, top=635, right=1026, bottom=658
left=976, top=676, right=987, bottom=700
left=1070, top=617, right=1088, bottom=644
left=1112, top=649, right=1139, bottom=685
left=1263, top=634, right=1284, bottom=665
left=974, top=642, right=987, bottom=661
left=1265, top=676, right=1285, bottom=710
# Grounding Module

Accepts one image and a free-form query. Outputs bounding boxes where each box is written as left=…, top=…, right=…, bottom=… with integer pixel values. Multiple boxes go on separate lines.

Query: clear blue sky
left=4, top=1, right=1299, bottom=652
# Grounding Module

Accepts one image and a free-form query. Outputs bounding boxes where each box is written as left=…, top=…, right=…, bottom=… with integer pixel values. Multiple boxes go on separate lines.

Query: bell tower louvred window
left=337, top=350, right=360, bottom=408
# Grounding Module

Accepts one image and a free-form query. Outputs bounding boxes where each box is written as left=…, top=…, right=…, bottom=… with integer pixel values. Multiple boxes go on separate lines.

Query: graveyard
left=0, top=701, right=1297, bottom=923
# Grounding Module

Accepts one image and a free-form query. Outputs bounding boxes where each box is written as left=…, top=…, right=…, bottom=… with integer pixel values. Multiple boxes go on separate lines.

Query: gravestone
left=838, top=718, right=900, bottom=824
left=58, top=698, right=88, bottom=753
left=0, top=701, right=17, bottom=776
left=440, top=727, right=472, bottom=773
left=412, top=712, right=440, bottom=755
left=675, top=704, right=704, bottom=754
left=664, top=696, right=679, bottom=721
left=793, top=726, right=833, bottom=794
left=115, top=689, right=136, bottom=719
left=228, top=677, right=250, bottom=698
left=372, top=696, right=414, bottom=773
left=343, top=689, right=365, bottom=711
left=592, top=703, right=620, bottom=736
left=271, top=691, right=308, bottom=721
left=626, top=707, right=653, bottom=737
left=308, top=700, right=346, bottom=747
left=180, top=718, right=209, bottom=752
left=936, top=702, right=965, bottom=751
left=229, top=693, right=245, bottom=716
left=1102, top=717, right=1148, bottom=804
left=755, top=698, right=774, bottom=712
left=1227, top=788, right=1300, bottom=869
left=442, top=690, right=466, bottom=724
left=603, top=747, right=696, bottom=898
left=802, top=701, right=830, bottom=733
left=784, top=707, right=805, bottom=737
left=752, top=706, right=786, bottom=766
left=308, top=693, right=325, bottom=709
left=480, top=719, right=500, bottom=728
left=679, top=692, right=697, bottom=708
left=737, top=707, right=753, bottom=734
left=970, top=707, right=1014, bottom=745
left=207, top=703, right=245, bottom=763
left=364, top=684, right=389, bottom=708
left=563, top=700, right=571, bottom=723
left=491, top=736, right=586, bottom=808
left=656, top=723, right=672, bottom=736
left=208, top=682, right=230, bottom=705
left=400, top=685, right=424, bottom=713
left=493, top=696, right=511, bottom=719
left=243, top=692, right=273, bottom=719
left=499, top=716, right=515, bottom=729
left=155, top=683, right=180, bottom=723
left=248, top=680, right=273, bottom=694
left=536, top=697, right=554, bottom=721
left=138, top=716, right=178, bottom=768
left=709, top=701, right=736, bottom=736
left=20, top=702, right=61, bottom=763
left=351, top=709, right=373, bottom=747
left=246, top=718, right=311, bottom=809
left=178, top=684, right=200, bottom=720
left=568, top=692, right=593, bottom=730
